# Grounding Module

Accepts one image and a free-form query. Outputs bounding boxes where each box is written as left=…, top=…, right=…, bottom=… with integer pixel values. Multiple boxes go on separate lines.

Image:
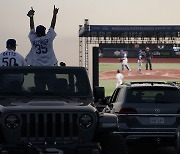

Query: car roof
left=121, top=81, right=179, bottom=89
left=0, top=66, right=86, bottom=71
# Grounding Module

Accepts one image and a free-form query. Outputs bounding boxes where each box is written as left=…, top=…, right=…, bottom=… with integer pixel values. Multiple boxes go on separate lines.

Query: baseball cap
left=6, top=39, right=17, bottom=48
left=36, top=25, right=46, bottom=36
left=146, top=47, right=150, bottom=50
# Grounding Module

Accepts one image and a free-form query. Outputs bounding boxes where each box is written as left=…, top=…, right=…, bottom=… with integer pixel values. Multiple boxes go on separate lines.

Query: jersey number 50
left=2, top=57, right=17, bottom=66
left=35, top=45, right=48, bottom=54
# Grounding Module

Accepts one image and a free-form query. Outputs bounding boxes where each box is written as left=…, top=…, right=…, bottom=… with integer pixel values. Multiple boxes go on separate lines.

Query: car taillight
left=118, top=107, right=137, bottom=114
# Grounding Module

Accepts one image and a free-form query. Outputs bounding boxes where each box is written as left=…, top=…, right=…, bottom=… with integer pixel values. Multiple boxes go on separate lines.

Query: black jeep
left=0, top=66, right=127, bottom=154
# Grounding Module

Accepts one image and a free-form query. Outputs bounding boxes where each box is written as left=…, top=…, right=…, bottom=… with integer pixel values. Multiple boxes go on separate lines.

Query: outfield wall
left=102, top=48, right=180, bottom=58
left=99, top=57, right=180, bottom=63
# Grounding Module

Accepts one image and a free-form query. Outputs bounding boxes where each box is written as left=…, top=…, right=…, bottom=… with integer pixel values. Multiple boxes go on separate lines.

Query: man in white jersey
left=120, top=50, right=131, bottom=72
left=116, top=69, right=124, bottom=88
left=0, top=39, right=26, bottom=90
left=25, top=6, right=59, bottom=91
left=0, top=39, right=26, bottom=66
left=26, top=5, right=59, bottom=66
left=137, top=50, right=143, bottom=74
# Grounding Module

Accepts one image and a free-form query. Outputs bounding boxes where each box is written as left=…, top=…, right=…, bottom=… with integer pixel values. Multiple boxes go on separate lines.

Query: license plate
left=150, top=117, right=164, bottom=124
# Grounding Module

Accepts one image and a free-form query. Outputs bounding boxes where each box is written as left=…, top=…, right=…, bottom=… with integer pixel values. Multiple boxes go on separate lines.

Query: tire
left=100, top=133, right=128, bottom=154
left=176, top=126, right=180, bottom=154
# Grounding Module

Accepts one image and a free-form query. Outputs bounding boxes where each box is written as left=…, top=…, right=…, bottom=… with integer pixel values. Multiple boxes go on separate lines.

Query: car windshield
left=0, top=66, right=92, bottom=98
left=125, top=87, right=180, bottom=103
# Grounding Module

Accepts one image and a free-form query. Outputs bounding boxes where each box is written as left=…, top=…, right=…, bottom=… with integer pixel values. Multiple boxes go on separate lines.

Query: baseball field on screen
left=99, top=58, right=180, bottom=96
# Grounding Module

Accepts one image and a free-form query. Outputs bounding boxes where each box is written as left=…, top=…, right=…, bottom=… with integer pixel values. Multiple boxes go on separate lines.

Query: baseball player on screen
left=26, top=5, right=59, bottom=66
left=144, top=47, right=153, bottom=70
left=119, top=50, right=131, bottom=72
left=137, top=50, right=143, bottom=74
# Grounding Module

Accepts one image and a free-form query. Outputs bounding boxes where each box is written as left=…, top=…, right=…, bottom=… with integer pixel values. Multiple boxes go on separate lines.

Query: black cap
left=6, top=39, right=17, bottom=48
left=36, top=25, right=46, bottom=36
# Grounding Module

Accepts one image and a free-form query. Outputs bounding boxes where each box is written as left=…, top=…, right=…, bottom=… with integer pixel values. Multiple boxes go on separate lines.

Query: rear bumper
left=116, top=132, right=175, bottom=145
left=115, top=128, right=176, bottom=145
left=116, top=114, right=179, bottom=145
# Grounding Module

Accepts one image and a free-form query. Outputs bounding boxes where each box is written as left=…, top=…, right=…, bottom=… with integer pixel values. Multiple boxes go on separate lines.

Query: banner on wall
left=100, top=48, right=180, bottom=58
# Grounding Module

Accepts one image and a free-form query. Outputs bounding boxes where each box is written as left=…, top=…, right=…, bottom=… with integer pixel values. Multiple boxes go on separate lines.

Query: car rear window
left=125, top=87, right=180, bottom=103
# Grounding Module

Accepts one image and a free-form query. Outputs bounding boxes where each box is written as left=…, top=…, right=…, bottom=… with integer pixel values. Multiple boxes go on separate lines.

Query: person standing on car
left=116, top=69, right=124, bottom=88
left=26, top=5, right=59, bottom=66
left=26, top=6, right=59, bottom=91
left=144, top=47, right=153, bottom=70
left=0, top=39, right=26, bottom=66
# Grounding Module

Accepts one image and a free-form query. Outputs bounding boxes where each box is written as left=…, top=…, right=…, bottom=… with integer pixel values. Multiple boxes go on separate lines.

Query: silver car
left=104, top=81, right=180, bottom=146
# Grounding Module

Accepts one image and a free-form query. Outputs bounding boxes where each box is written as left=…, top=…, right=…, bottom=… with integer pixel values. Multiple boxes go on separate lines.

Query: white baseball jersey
left=116, top=73, right=124, bottom=88
left=26, top=27, right=58, bottom=66
left=0, top=49, right=26, bottom=66
left=121, top=52, right=127, bottom=65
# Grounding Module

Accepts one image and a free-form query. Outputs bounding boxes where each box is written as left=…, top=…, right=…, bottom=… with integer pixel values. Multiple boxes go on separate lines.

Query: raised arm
left=50, top=5, right=59, bottom=29
left=27, top=7, right=35, bottom=30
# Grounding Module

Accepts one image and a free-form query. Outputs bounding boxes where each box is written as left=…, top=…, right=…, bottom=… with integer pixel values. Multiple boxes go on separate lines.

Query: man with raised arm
left=26, top=5, right=59, bottom=66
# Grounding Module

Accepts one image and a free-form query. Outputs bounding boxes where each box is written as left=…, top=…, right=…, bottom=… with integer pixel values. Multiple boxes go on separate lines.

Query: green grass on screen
left=99, top=63, right=180, bottom=96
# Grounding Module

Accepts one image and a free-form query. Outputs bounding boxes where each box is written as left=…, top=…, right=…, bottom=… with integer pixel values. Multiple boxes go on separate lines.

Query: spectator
left=0, top=39, right=26, bottom=66
left=0, top=39, right=26, bottom=89
left=26, top=5, right=59, bottom=66
left=26, top=6, right=59, bottom=91
left=60, top=61, right=66, bottom=66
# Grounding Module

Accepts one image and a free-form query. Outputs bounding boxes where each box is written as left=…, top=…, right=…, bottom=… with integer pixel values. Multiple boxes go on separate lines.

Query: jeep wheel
left=100, top=133, right=128, bottom=154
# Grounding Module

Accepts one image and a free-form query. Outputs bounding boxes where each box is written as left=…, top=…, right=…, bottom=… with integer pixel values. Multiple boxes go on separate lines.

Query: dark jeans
left=34, top=73, right=56, bottom=91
